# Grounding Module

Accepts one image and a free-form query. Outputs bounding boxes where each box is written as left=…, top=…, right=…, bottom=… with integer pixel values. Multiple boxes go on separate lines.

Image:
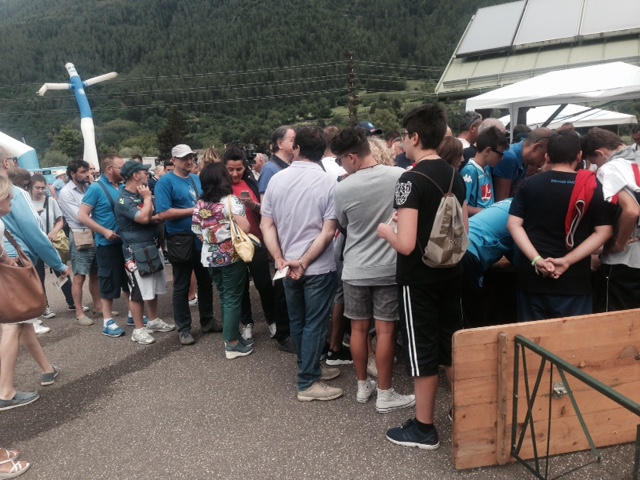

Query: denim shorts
left=96, top=244, right=128, bottom=299
left=343, top=283, right=399, bottom=321
left=70, top=231, right=98, bottom=276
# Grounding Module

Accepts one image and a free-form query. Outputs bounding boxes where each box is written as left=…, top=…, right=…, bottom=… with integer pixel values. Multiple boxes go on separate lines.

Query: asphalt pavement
left=1, top=271, right=635, bottom=479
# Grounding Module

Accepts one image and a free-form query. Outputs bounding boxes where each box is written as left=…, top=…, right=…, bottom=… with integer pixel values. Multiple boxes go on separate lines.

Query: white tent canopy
left=466, top=62, right=640, bottom=133
left=498, top=104, right=638, bottom=129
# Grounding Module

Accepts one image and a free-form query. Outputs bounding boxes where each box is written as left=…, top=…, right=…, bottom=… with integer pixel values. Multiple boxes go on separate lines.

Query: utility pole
left=347, top=51, right=359, bottom=126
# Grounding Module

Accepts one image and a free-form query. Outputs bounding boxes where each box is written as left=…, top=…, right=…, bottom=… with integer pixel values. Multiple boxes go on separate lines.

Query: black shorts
left=96, top=244, right=129, bottom=299
left=398, top=276, right=463, bottom=377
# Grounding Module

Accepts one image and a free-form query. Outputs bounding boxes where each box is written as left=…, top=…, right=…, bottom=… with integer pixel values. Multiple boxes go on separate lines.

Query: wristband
left=531, top=255, right=542, bottom=267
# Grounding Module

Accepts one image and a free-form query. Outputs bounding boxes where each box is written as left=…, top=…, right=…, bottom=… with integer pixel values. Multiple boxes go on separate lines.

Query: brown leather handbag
left=0, top=231, right=47, bottom=323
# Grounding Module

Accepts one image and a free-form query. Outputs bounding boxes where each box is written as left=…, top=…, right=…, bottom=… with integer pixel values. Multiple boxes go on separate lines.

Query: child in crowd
left=460, top=126, right=509, bottom=216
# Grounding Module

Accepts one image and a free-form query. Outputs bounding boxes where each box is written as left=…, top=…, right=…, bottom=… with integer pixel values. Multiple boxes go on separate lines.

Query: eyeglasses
left=491, top=147, right=504, bottom=158
left=335, top=152, right=353, bottom=167
left=3, top=157, right=17, bottom=163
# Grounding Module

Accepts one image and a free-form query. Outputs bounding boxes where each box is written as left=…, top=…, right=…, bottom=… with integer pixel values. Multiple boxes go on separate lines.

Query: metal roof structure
left=497, top=103, right=638, bottom=129
left=436, top=0, right=640, bottom=100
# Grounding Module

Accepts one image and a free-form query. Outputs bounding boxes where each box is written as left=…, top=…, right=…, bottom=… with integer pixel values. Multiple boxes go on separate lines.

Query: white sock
left=103, top=318, right=113, bottom=327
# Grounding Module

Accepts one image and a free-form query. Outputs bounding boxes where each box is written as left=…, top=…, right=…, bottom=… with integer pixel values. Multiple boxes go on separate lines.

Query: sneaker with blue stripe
left=102, top=319, right=125, bottom=338
left=127, top=315, right=149, bottom=327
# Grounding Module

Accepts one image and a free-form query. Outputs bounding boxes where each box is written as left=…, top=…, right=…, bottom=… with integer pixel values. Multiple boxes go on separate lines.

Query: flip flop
left=0, top=450, right=20, bottom=465
left=0, top=459, right=30, bottom=479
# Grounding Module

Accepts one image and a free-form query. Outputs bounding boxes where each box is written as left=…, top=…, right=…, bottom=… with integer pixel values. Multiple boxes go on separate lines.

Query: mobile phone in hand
left=240, top=191, right=251, bottom=199
left=54, top=276, right=68, bottom=288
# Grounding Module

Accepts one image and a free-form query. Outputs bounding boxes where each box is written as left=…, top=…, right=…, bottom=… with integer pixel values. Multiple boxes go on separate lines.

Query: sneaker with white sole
left=326, top=348, right=353, bottom=365
left=102, top=319, right=125, bottom=338
left=321, top=365, right=340, bottom=381
left=131, top=328, right=155, bottom=345
left=268, top=322, right=277, bottom=338
left=241, top=323, right=253, bottom=341
left=41, top=365, right=60, bottom=386
left=34, top=323, right=51, bottom=334
left=127, top=315, right=149, bottom=327
left=386, top=419, right=439, bottom=450
left=69, top=305, right=90, bottom=312
left=146, top=318, right=175, bottom=333
left=225, top=341, right=253, bottom=359
left=356, top=377, right=377, bottom=404
left=367, top=355, right=378, bottom=378
left=42, top=307, right=56, bottom=319
left=188, top=295, right=198, bottom=307
left=376, top=388, right=416, bottom=414
left=297, top=381, right=343, bottom=402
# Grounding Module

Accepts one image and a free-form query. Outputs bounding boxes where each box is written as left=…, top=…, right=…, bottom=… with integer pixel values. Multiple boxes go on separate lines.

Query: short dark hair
left=222, top=145, right=247, bottom=163
left=132, top=155, right=143, bottom=163
left=294, top=126, right=326, bottom=162
left=67, top=159, right=90, bottom=178
left=458, top=111, right=482, bottom=133
left=403, top=104, right=448, bottom=150
left=271, top=125, right=293, bottom=154
left=476, top=126, right=509, bottom=152
left=547, top=131, right=581, bottom=165
left=199, top=162, right=233, bottom=203
left=581, top=127, right=624, bottom=159
left=331, top=127, right=370, bottom=157
left=163, top=160, right=174, bottom=169
left=8, top=167, right=31, bottom=191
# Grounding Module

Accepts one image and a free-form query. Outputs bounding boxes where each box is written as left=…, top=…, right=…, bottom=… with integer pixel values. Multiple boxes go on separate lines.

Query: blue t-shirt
left=154, top=172, right=201, bottom=235
left=461, top=160, right=494, bottom=209
left=82, top=176, right=124, bottom=247
left=258, top=156, right=288, bottom=194
left=492, top=141, right=524, bottom=187
left=467, top=198, right=513, bottom=271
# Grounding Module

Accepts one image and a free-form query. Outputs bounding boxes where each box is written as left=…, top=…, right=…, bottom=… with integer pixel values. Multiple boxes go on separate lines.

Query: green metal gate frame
left=511, top=334, right=640, bottom=480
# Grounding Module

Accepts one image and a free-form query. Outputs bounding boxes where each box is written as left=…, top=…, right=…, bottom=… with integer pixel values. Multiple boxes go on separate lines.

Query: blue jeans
left=284, top=272, right=337, bottom=391
left=209, top=261, right=247, bottom=343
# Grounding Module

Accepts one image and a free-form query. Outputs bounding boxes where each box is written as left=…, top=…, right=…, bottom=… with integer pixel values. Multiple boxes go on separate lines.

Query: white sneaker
left=146, top=318, right=176, bottom=333
left=131, top=328, right=155, bottom=345
left=188, top=295, right=198, bottom=307
left=241, top=323, right=253, bottom=341
left=376, top=388, right=416, bottom=414
left=367, top=355, right=378, bottom=378
left=268, top=322, right=277, bottom=338
left=34, top=323, right=51, bottom=334
left=356, top=377, right=377, bottom=404
left=42, top=307, right=56, bottom=319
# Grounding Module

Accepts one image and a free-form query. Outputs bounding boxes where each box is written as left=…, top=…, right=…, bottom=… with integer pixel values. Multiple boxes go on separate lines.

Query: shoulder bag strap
left=96, top=181, right=116, bottom=211
left=44, top=196, right=50, bottom=234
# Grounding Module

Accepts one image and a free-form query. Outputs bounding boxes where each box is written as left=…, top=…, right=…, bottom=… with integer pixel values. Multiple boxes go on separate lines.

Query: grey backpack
left=409, top=167, right=469, bottom=268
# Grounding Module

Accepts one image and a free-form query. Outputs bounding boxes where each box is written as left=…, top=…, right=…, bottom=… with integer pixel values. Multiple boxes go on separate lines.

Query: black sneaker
left=277, top=337, right=296, bottom=354
left=326, top=348, right=353, bottom=365
left=386, top=419, right=440, bottom=450
left=320, top=342, right=330, bottom=361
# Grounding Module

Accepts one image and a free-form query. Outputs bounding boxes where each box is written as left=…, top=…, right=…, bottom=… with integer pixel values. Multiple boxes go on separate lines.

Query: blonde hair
left=0, top=176, right=13, bottom=202
left=368, top=137, right=395, bottom=166
left=200, top=146, right=221, bottom=167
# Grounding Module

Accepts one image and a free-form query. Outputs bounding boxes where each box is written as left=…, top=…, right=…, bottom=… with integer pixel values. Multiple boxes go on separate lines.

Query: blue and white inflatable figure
left=37, top=63, right=118, bottom=169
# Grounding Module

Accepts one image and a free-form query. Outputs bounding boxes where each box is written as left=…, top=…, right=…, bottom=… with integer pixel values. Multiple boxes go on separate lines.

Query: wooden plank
left=452, top=309, right=640, bottom=470
left=496, top=333, right=509, bottom=465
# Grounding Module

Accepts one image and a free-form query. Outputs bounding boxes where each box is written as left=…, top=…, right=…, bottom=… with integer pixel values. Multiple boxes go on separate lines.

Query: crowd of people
left=1, top=104, right=639, bottom=473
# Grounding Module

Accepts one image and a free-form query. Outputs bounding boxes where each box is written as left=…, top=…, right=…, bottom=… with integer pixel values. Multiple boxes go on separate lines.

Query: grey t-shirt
left=334, top=164, right=403, bottom=282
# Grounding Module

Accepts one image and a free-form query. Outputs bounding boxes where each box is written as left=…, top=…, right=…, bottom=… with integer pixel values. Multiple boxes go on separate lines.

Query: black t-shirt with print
left=394, top=158, right=467, bottom=286
left=509, top=170, right=615, bottom=295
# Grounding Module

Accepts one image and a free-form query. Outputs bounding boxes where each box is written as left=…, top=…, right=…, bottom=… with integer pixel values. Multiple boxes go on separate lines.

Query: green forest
left=0, top=0, right=637, bottom=164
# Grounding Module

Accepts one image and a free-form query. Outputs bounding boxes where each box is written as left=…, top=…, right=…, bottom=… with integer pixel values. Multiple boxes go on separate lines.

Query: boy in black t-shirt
left=377, top=104, right=468, bottom=450
left=507, top=130, right=614, bottom=321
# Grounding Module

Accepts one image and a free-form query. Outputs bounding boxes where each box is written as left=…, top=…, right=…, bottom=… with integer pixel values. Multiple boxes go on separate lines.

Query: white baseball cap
left=171, top=144, right=195, bottom=158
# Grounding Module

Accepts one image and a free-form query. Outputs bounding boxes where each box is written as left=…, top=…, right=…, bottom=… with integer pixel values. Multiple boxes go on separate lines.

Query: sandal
left=0, top=450, right=20, bottom=465
left=0, top=459, right=30, bottom=479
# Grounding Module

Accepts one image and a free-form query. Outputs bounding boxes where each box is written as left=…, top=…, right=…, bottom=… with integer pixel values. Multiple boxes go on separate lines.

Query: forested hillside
left=0, top=0, right=509, bottom=162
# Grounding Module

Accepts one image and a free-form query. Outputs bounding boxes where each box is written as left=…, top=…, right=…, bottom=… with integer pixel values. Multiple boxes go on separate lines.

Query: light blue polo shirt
left=82, top=176, right=123, bottom=246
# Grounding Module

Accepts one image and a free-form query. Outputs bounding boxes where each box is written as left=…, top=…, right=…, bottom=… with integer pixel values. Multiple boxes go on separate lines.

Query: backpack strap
left=407, top=165, right=457, bottom=196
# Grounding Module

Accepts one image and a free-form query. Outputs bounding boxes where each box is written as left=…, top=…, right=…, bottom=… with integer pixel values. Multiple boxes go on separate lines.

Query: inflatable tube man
left=37, top=63, right=118, bottom=169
